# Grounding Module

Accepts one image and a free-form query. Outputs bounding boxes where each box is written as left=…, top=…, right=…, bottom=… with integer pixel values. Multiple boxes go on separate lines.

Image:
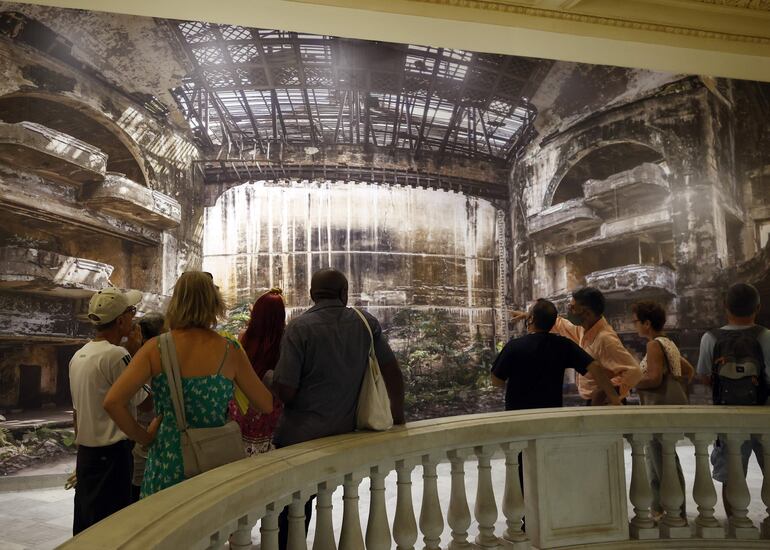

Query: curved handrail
left=59, top=406, right=770, bottom=549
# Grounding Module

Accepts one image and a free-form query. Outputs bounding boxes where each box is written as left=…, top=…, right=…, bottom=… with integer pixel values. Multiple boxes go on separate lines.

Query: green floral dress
left=140, top=369, right=234, bottom=498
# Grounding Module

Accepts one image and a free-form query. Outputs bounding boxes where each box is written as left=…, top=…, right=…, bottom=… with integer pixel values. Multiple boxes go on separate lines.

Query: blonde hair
left=166, top=271, right=226, bottom=330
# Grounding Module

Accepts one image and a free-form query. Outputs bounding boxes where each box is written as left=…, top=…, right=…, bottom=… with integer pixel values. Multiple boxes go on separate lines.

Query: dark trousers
left=278, top=497, right=315, bottom=550
left=73, top=440, right=133, bottom=535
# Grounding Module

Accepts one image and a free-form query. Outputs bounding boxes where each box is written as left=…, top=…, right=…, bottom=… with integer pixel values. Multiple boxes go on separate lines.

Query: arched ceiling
left=169, top=21, right=547, bottom=164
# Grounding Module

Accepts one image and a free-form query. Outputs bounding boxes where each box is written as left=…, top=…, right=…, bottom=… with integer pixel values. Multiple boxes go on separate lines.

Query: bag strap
left=158, top=333, right=188, bottom=432
left=655, top=338, right=671, bottom=375
left=216, top=340, right=230, bottom=375
left=350, top=307, right=375, bottom=355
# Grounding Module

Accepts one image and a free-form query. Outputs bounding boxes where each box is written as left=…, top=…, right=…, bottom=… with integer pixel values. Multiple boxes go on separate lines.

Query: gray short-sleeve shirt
left=272, top=299, right=397, bottom=447
left=696, top=324, right=770, bottom=385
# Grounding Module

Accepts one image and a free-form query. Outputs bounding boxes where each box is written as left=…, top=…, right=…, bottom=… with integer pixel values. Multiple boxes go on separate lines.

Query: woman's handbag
left=158, top=333, right=246, bottom=478
left=351, top=308, right=393, bottom=431
left=637, top=339, right=689, bottom=406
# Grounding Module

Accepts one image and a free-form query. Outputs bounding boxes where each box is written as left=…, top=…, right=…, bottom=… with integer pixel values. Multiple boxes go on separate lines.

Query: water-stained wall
left=512, top=67, right=770, bottom=370
left=203, top=180, right=501, bottom=338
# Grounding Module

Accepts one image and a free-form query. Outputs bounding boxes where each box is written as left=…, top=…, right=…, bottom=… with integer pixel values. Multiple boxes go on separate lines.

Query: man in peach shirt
left=514, top=287, right=642, bottom=404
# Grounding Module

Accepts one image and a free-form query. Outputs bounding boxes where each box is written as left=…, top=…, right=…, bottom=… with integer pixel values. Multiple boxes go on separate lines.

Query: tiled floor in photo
left=0, top=443, right=765, bottom=549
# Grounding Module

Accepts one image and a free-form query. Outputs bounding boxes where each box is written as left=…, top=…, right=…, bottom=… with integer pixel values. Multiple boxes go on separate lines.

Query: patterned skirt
left=228, top=399, right=283, bottom=456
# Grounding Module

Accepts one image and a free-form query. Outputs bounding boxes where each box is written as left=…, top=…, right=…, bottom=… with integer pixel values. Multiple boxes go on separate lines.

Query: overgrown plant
left=385, top=309, right=497, bottom=419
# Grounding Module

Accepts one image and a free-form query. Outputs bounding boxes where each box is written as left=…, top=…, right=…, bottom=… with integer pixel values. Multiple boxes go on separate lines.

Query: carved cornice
left=409, top=0, right=770, bottom=45
left=693, top=0, right=770, bottom=9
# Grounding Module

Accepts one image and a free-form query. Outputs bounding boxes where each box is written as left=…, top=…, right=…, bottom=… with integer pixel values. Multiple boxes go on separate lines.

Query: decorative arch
left=0, top=91, right=150, bottom=186
left=543, top=123, right=684, bottom=208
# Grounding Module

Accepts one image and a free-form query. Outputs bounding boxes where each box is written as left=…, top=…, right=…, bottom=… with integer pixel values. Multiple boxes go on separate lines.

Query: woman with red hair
left=229, top=288, right=285, bottom=455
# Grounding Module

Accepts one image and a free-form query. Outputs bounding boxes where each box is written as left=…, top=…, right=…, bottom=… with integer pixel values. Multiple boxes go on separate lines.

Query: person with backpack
left=696, top=282, right=770, bottom=515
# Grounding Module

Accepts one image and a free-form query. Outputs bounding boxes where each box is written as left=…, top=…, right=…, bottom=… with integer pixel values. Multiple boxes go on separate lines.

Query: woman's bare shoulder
left=646, top=339, right=663, bottom=353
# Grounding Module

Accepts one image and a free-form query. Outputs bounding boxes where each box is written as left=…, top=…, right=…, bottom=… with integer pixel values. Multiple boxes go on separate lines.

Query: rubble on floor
left=0, top=426, right=76, bottom=476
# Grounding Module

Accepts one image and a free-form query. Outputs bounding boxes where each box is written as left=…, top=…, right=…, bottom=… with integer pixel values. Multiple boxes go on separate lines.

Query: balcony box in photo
left=82, top=172, right=181, bottom=230
left=0, top=121, right=107, bottom=185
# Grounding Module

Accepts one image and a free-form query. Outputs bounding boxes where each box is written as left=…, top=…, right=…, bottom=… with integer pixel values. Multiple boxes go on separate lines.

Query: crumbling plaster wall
left=203, top=180, right=501, bottom=338
left=0, top=345, right=57, bottom=408
left=0, top=3, right=191, bottom=126
left=0, top=10, right=203, bottom=410
left=0, top=36, right=203, bottom=289
left=512, top=66, right=756, bottom=361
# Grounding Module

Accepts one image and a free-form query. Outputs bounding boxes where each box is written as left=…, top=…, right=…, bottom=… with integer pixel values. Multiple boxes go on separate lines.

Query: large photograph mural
left=0, top=1, right=768, bottom=433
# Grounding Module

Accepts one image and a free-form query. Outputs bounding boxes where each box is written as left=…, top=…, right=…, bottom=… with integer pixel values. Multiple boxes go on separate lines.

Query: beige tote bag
left=351, top=308, right=393, bottom=431
left=158, top=333, right=246, bottom=478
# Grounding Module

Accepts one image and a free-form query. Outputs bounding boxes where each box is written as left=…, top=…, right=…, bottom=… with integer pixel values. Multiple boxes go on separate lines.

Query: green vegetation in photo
left=386, top=309, right=499, bottom=420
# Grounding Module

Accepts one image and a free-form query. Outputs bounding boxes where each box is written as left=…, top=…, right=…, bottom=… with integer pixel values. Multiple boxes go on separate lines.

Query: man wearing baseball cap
left=70, top=287, right=147, bottom=535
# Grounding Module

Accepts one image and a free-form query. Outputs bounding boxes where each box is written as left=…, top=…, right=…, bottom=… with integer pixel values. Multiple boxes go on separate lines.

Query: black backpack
left=711, top=326, right=768, bottom=406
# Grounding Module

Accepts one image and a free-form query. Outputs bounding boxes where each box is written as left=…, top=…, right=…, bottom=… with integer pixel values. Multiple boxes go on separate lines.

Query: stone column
left=625, top=433, right=658, bottom=540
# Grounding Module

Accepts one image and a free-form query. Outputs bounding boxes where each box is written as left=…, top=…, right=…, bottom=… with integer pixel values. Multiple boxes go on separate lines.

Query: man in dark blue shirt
left=491, top=299, right=621, bottom=533
left=492, top=299, right=621, bottom=409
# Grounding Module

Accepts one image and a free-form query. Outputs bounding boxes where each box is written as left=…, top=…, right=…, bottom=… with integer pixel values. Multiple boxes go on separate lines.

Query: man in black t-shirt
left=491, top=299, right=621, bottom=409
left=491, top=299, right=621, bottom=533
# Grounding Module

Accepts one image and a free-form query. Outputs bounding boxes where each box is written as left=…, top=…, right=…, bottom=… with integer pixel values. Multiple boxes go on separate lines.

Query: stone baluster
left=658, top=433, right=689, bottom=539
left=500, top=442, right=529, bottom=548
left=260, top=504, right=280, bottom=550
left=625, top=434, right=657, bottom=540
left=419, top=454, right=444, bottom=550
left=288, top=492, right=309, bottom=550
left=366, top=466, right=391, bottom=550
left=474, top=445, right=500, bottom=548
left=313, top=482, right=337, bottom=550
left=393, top=459, right=418, bottom=550
left=447, top=449, right=471, bottom=550
left=760, top=434, right=770, bottom=539
left=230, top=515, right=257, bottom=550
left=339, top=474, right=364, bottom=550
left=724, top=433, right=759, bottom=539
left=686, top=432, right=724, bottom=539
left=205, top=531, right=226, bottom=550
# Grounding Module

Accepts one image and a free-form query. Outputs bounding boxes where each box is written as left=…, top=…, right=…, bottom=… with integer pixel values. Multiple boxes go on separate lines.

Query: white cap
left=88, top=287, right=143, bottom=326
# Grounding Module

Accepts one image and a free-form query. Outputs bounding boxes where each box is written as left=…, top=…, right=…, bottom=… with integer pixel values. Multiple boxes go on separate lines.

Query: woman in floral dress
left=105, top=271, right=273, bottom=497
left=229, top=288, right=285, bottom=455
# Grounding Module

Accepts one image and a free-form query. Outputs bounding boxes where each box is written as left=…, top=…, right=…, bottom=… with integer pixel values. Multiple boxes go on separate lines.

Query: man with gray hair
left=272, top=268, right=405, bottom=549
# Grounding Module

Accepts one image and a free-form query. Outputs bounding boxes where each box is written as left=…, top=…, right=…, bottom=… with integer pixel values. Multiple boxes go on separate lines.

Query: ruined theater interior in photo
left=0, top=1, right=769, bottom=418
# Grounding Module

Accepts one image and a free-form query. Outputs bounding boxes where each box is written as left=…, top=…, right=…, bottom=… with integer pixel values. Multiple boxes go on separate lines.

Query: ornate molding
left=693, top=0, right=770, bottom=9
left=409, top=0, right=770, bottom=45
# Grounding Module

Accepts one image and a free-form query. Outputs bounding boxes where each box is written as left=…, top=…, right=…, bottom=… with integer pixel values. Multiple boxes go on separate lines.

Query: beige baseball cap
left=88, top=287, right=143, bottom=325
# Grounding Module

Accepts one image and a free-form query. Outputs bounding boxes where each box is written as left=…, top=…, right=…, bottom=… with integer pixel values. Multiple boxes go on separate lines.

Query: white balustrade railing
left=60, top=407, right=770, bottom=549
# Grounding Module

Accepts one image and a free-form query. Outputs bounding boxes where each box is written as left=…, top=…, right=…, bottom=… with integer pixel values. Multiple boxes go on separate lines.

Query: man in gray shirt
left=272, top=268, right=404, bottom=549
left=696, top=282, right=769, bottom=517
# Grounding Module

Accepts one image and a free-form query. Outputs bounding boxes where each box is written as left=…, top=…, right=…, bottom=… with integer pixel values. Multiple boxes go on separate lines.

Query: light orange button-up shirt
left=552, top=316, right=642, bottom=400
